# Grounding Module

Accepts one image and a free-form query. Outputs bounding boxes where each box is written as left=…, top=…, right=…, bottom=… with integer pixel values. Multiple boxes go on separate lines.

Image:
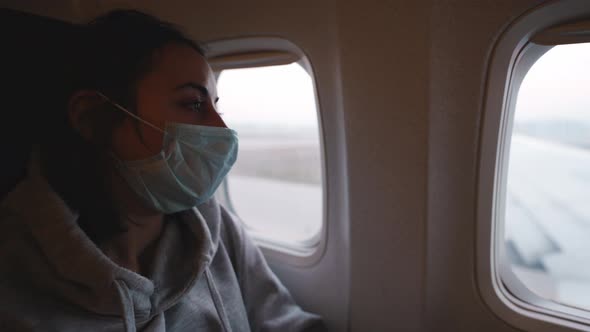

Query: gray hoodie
left=0, top=167, right=324, bottom=331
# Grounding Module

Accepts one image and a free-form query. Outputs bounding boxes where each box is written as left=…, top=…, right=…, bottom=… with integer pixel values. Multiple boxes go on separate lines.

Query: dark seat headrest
left=0, top=9, right=79, bottom=199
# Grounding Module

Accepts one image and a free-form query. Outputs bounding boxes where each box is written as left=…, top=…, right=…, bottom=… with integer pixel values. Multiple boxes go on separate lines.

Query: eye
left=182, top=99, right=204, bottom=112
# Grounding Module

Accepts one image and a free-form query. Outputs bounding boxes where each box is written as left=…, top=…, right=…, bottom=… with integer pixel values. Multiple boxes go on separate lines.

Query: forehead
left=139, top=43, right=215, bottom=93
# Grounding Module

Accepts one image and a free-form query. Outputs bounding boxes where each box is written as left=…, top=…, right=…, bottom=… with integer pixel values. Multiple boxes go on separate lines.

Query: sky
left=515, top=43, right=590, bottom=121
left=216, top=63, right=319, bottom=129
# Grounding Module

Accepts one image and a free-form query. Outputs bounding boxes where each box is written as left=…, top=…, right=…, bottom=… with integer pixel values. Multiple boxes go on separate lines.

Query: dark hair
left=39, top=9, right=204, bottom=244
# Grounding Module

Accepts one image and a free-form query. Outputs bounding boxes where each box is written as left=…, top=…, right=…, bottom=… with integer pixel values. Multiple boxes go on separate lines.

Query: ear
left=68, top=90, right=105, bottom=141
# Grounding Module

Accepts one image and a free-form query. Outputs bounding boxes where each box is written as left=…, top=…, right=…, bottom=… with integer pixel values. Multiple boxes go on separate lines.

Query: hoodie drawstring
left=205, top=268, right=232, bottom=332
left=115, top=280, right=136, bottom=332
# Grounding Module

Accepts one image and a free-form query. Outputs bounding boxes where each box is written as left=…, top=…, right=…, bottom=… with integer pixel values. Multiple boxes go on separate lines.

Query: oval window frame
left=477, top=1, right=590, bottom=331
left=207, top=37, right=327, bottom=266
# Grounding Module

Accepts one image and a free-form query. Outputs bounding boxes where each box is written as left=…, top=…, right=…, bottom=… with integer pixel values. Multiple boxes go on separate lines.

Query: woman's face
left=110, top=43, right=226, bottom=161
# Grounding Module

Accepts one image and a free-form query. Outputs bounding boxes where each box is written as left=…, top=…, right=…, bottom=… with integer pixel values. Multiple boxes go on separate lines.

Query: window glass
left=216, top=63, right=323, bottom=246
left=505, top=43, right=590, bottom=310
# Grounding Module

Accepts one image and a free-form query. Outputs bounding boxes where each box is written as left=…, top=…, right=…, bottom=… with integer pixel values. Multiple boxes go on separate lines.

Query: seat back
left=0, top=9, right=78, bottom=199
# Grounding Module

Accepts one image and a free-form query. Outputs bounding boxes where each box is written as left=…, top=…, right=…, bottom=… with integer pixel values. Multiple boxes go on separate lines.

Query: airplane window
left=215, top=63, right=323, bottom=247
left=504, top=43, right=590, bottom=311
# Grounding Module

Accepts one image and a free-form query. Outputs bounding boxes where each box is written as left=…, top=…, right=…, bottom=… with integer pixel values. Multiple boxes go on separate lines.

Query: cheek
left=110, top=119, right=165, bottom=161
left=132, top=99, right=171, bottom=156
left=140, top=124, right=165, bottom=154
left=167, top=111, right=201, bottom=126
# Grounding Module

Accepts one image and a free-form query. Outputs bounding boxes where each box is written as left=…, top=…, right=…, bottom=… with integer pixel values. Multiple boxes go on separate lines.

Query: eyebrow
left=175, top=82, right=209, bottom=97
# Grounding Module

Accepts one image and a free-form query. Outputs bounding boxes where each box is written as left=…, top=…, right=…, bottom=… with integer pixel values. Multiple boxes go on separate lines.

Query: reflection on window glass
left=505, top=43, right=590, bottom=310
left=216, top=63, right=322, bottom=245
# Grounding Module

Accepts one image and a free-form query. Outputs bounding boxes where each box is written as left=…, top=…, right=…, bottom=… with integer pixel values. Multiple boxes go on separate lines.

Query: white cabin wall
left=426, top=1, right=542, bottom=331
left=337, top=1, right=429, bottom=331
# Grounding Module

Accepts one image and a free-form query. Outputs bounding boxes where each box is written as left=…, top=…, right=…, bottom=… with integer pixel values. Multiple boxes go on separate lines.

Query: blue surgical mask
left=98, top=92, right=238, bottom=213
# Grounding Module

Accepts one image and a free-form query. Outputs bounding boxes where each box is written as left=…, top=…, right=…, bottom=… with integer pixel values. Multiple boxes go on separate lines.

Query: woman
left=0, top=9, right=325, bottom=332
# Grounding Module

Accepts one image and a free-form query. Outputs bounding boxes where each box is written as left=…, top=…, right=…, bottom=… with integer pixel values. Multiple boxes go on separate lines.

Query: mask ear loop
left=96, top=92, right=166, bottom=135
left=96, top=91, right=178, bottom=158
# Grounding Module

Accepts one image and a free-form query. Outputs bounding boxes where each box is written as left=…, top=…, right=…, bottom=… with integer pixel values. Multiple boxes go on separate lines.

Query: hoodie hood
left=0, top=162, right=222, bottom=330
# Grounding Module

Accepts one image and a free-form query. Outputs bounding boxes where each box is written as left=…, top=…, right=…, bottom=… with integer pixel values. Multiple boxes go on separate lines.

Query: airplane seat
left=0, top=9, right=78, bottom=200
